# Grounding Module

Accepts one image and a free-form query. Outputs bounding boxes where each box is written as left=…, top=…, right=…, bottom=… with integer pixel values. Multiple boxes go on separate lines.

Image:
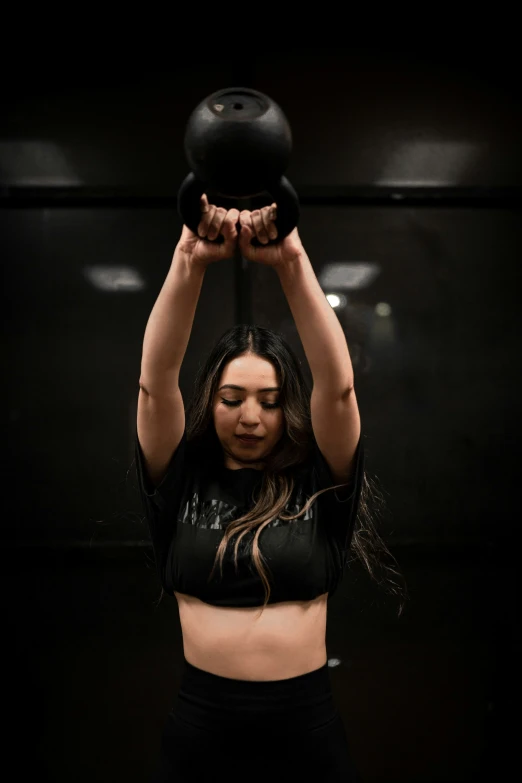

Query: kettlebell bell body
left=184, top=87, right=292, bottom=198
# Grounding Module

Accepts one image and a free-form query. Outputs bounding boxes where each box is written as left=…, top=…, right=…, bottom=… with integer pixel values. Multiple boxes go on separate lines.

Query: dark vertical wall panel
left=251, top=205, right=520, bottom=541
left=3, top=207, right=235, bottom=543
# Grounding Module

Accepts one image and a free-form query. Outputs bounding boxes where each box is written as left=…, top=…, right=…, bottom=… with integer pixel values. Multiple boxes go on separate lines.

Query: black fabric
left=150, top=657, right=361, bottom=782
left=135, top=428, right=364, bottom=607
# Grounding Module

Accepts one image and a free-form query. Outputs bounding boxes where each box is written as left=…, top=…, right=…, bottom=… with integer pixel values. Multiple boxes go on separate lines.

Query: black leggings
left=151, top=657, right=361, bottom=782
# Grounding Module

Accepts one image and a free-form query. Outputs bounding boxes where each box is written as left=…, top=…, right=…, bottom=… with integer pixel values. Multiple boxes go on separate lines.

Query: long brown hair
left=159, top=324, right=408, bottom=619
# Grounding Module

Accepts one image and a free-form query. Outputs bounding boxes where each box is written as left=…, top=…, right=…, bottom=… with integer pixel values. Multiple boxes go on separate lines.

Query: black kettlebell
left=178, top=87, right=300, bottom=243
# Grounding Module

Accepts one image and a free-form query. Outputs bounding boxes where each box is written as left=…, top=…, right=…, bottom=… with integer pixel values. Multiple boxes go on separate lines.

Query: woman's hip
left=176, top=656, right=336, bottom=730
left=151, top=657, right=360, bottom=782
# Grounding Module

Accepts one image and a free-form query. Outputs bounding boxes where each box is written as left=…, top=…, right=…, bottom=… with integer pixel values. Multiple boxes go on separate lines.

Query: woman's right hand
left=177, top=194, right=240, bottom=267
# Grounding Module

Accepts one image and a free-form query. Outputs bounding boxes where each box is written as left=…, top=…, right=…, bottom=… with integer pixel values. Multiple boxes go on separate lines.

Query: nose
left=238, top=400, right=262, bottom=425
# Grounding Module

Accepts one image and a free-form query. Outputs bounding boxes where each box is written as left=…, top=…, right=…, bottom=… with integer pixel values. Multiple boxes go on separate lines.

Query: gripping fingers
left=261, top=203, right=278, bottom=240
left=222, top=208, right=240, bottom=240
left=239, top=210, right=254, bottom=235
left=251, top=209, right=269, bottom=244
left=207, top=207, right=227, bottom=240
left=198, top=204, right=217, bottom=238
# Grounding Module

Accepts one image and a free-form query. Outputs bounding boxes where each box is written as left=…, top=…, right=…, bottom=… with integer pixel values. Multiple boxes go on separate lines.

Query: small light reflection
left=0, top=141, right=83, bottom=185
left=319, top=262, right=380, bottom=291
left=83, top=266, right=145, bottom=292
left=327, top=657, right=342, bottom=668
left=326, top=293, right=347, bottom=309
left=375, top=302, right=392, bottom=317
left=377, top=140, right=480, bottom=186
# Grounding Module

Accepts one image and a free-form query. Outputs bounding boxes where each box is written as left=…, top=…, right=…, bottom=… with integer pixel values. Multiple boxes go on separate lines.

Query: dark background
left=3, top=43, right=521, bottom=781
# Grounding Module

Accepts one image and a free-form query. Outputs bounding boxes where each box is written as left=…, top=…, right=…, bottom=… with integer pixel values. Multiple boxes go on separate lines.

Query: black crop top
left=135, top=431, right=364, bottom=607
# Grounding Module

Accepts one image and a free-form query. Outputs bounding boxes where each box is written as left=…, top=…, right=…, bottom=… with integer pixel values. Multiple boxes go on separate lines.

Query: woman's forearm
left=276, top=250, right=354, bottom=395
left=139, top=248, right=206, bottom=394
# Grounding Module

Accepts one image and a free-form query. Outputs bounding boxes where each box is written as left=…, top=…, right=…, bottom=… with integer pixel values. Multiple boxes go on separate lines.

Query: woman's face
left=213, top=353, right=285, bottom=470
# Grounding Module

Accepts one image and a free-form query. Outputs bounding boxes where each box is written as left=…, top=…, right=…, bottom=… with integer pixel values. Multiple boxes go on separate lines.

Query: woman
left=136, top=198, right=400, bottom=781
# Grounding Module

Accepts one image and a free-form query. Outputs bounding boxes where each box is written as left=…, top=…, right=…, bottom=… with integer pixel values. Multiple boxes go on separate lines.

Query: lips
left=236, top=435, right=262, bottom=440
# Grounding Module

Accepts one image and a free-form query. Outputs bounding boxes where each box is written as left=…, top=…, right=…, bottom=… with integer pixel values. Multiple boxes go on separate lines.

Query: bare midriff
left=174, top=590, right=328, bottom=681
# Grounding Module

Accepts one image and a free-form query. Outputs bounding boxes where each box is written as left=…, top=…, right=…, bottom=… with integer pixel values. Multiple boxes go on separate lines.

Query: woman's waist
left=175, top=590, right=328, bottom=679
left=171, top=654, right=336, bottom=734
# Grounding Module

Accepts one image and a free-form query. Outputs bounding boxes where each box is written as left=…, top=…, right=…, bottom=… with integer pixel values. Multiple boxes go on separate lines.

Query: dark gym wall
left=3, top=49, right=520, bottom=190
left=3, top=46, right=520, bottom=782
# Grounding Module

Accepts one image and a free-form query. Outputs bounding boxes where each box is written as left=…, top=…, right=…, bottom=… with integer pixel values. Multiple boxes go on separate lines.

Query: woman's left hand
left=238, top=204, right=304, bottom=267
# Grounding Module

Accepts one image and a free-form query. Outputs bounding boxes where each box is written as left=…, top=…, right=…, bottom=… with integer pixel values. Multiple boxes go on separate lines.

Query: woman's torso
left=174, top=590, right=328, bottom=681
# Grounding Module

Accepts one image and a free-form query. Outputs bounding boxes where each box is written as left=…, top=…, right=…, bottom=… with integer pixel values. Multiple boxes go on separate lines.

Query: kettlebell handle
left=177, top=173, right=300, bottom=245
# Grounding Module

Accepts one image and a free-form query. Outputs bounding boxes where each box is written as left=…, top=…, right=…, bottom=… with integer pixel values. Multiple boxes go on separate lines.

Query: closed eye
left=221, top=399, right=280, bottom=409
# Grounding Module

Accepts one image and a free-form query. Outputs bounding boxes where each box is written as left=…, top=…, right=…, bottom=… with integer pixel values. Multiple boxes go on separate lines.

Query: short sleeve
left=311, top=433, right=365, bottom=555
left=134, top=429, right=189, bottom=586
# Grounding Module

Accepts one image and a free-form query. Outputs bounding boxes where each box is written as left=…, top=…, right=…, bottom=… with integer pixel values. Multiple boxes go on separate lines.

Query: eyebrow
left=218, top=384, right=281, bottom=393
